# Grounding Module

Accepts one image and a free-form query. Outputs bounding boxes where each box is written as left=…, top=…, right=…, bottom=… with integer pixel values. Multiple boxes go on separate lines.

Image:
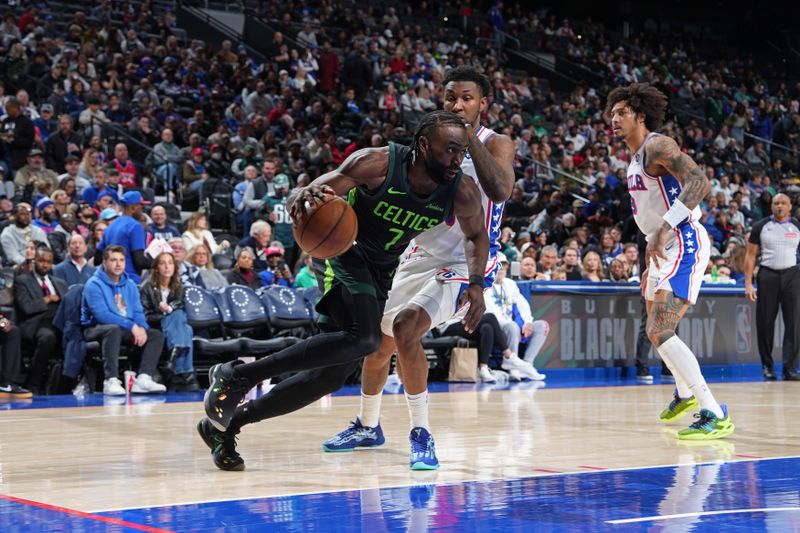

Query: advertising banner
left=517, top=283, right=760, bottom=369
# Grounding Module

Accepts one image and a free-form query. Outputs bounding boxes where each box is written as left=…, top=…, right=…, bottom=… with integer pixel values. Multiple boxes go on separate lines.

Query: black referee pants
left=756, top=266, right=800, bottom=372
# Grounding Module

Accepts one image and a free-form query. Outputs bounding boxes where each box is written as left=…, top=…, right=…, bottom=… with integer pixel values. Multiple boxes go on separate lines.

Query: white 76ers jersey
left=627, top=132, right=701, bottom=239
left=412, top=125, right=504, bottom=263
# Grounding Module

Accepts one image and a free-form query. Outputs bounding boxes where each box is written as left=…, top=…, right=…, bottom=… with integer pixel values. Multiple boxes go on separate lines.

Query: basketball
left=293, top=195, right=358, bottom=259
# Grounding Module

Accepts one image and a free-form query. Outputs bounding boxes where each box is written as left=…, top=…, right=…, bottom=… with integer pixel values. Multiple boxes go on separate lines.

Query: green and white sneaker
left=677, top=404, right=734, bottom=440
left=660, top=390, right=699, bottom=423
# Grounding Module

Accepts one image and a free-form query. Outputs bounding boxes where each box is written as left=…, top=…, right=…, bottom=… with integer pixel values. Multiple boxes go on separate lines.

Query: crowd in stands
left=0, top=0, right=797, bottom=394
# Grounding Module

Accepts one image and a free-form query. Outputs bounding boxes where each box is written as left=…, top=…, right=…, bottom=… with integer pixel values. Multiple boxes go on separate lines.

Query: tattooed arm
left=645, top=135, right=711, bottom=215
left=643, top=135, right=711, bottom=270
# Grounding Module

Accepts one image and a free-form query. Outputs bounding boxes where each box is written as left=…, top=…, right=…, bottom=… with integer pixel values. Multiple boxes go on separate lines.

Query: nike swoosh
left=387, top=187, right=405, bottom=195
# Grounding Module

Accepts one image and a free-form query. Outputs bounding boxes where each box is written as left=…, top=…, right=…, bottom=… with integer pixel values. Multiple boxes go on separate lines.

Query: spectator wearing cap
left=258, top=246, right=294, bottom=287
left=235, top=220, right=273, bottom=272
left=100, top=207, right=119, bottom=223
left=261, top=173, right=297, bottom=265
left=182, top=147, right=208, bottom=196
left=150, top=129, right=183, bottom=198
left=15, top=149, right=58, bottom=200
left=34, top=103, right=58, bottom=142
left=205, top=144, right=230, bottom=180
left=53, top=233, right=95, bottom=287
left=2, top=98, right=36, bottom=173
left=1, top=203, right=49, bottom=266
left=110, top=143, right=138, bottom=188
left=81, top=167, right=118, bottom=207
left=14, top=246, right=67, bottom=393
left=231, top=143, right=260, bottom=178
left=95, top=191, right=151, bottom=284
left=148, top=205, right=181, bottom=242
left=32, top=197, right=59, bottom=235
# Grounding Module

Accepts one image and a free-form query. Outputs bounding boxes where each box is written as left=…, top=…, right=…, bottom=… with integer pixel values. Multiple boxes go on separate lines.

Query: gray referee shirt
left=748, top=216, right=800, bottom=270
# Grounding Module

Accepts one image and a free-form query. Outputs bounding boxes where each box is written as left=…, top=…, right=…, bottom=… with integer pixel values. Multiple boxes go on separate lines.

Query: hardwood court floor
left=1, top=380, right=797, bottom=517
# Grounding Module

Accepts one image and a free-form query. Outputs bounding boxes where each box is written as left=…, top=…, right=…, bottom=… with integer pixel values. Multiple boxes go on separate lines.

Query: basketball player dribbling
left=607, top=83, right=734, bottom=439
left=197, top=111, right=490, bottom=470
left=323, top=66, right=543, bottom=470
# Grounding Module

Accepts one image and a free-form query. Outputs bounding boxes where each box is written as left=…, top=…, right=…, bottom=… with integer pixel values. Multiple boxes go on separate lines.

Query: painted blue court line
left=79, top=456, right=800, bottom=532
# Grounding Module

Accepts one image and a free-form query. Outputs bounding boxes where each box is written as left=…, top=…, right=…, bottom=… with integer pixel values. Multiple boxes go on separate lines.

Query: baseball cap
left=120, top=191, right=151, bottom=205
left=28, top=148, right=44, bottom=157
left=191, top=147, right=203, bottom=156
left=497, top=252, right=508, bottom=264
left=266, top=246, right=283, bottom=257
left=100, top=207, right=119, bottom=220
left=572, top=199, right=584, bottom=208
left=274, top=173, right=290, bottom=189
left=41, top=103, right=54, bottom=112
left=36, top=197, right=54, bottom=210
left=96, top=191, right=114, bottom=203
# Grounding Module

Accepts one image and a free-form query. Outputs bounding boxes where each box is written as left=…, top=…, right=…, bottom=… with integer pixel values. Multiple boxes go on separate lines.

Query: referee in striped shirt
left=744, top=193, right=800, bottom=381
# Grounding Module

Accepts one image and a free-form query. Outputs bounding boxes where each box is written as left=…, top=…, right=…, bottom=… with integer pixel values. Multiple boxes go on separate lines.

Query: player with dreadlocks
left=197, top=110, right=489, bottom=471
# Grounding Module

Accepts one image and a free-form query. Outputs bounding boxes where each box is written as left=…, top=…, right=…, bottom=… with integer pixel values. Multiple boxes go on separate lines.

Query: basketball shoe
left=677, top=405, right=734, bottom=440
left=323, top=418, right=385, bottom=452
left=196, top=418, right=245, bottom=471
left=409, top=427, right=439, bottom=470
left=659, top=390, right=699, bottom=423
left=204, top=360, right=249, bottom=431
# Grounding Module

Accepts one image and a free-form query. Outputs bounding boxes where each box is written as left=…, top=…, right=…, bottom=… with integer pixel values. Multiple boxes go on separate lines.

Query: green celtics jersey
left=263, top=195, right=294, bottom=248
left=348, top=142, right=461, bottom=266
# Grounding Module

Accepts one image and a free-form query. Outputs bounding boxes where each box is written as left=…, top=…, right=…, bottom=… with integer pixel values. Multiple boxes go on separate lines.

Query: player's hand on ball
left=459, top=284, right=486, bottom=334
left=290, top=184, right=336, bottom=222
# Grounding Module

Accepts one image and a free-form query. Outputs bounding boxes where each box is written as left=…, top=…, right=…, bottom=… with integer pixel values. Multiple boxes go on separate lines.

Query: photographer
left=258, top=246, right=294, bottom=287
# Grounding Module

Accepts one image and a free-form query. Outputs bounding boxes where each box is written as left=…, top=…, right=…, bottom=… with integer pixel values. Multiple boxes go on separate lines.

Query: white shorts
left=380, top=246, right=500, bottom=337
left=646, top=220, right=710, bottom=305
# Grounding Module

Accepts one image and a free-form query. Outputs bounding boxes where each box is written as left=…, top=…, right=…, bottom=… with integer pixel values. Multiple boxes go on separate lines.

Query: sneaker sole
left=410, top=461, right=440, bottom=471
left=677, top=422, right=735, bottom=441
left=0, top=392, right=33, bottom=399
left=322, top=443, right=385, bottom=453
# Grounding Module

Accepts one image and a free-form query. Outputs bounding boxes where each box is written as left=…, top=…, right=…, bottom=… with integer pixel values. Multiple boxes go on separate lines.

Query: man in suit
left=14, top=246, right=68, bottom=393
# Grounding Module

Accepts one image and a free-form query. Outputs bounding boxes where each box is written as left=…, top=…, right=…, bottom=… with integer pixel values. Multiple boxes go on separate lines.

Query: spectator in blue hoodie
left=81, top=245, right=166, bottom=396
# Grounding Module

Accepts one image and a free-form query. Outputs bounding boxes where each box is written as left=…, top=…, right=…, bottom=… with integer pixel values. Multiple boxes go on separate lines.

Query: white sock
left=358, top=391, right=382, bottom=428
left=405, top=390, right=430, bottom=430
left=657, top=343, right=693, bottom=398
left=657, top=336, right=723, bottom=418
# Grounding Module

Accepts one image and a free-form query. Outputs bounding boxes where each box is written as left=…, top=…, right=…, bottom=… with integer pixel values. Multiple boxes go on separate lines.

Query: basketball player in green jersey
left=197, top=111, right=490, bottom=471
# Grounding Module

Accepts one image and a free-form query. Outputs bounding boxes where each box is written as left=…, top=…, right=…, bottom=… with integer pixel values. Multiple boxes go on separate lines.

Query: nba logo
left=736, top=305, right=752, bottom=353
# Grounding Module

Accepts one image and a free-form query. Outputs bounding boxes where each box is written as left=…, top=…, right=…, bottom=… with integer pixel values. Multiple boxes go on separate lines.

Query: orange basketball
left=292, top=196, right=358, bottom=259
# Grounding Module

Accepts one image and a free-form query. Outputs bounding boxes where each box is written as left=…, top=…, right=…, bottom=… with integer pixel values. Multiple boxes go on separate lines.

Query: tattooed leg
left=646, top=290, right=690, bottom=348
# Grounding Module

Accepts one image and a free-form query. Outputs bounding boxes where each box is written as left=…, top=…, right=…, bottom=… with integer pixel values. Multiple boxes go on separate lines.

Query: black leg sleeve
left=235, top=291, right=381, bottom=386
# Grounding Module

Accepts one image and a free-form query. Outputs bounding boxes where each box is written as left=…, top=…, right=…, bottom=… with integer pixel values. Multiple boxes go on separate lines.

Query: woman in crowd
left=187, top=243, right=228, bottom=289
left=226, top=247, right=261, bottom=289
left=78, top=148, right=101, bottom=182
left=581, top=251, right=605, bottom=282
left=139, top=252, right=199, bottom=392
left=182, top=212, right=230, bottom=255
left=86, top=220, right=107, bottom=264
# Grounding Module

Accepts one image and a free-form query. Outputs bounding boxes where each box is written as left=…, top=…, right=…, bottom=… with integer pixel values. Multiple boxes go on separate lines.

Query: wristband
left=468, top=274, right=484, bottom=287
left=662, top=199, right=692, bottom=228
